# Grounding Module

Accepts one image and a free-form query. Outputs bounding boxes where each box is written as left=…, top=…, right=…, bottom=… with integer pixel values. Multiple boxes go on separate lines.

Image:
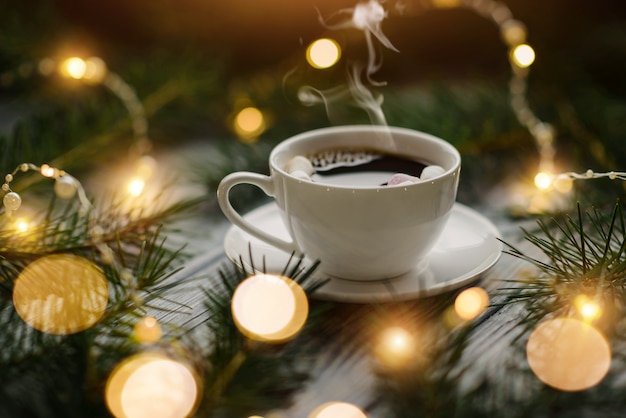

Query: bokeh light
left=135, top=155, right=157, bottom=180
left=231, top=274, right=308, bottom=343
left=552, top=174, right=573, bottom=194
left=133, top=316, right=163, bottom=344
left=60, top=57, right=87, bottom=79
left=58, top=56, right=107, bottom=83
left=534, top=172, right=553, bottom=190
left=511, top=44, right=536, bottom=68
left=82, top=56, right=108, bottom=83
left=376, top=326, right=415, bottom=367
left=574, top=295, right=602, bottom=321
left=128, top=177, right=146, bottom=197
left=526, top=317, right=611, bottom=391
left=13, top=254, right=108, bottom=334
left=106, top=353, right=200, bottom=418
left=500, top=20, right=527, bottom=46
left=234, top=106, right=266, bottom=142
left=454, top=287, right=489, bottom=321
left=309, top=402, right=367, bottom=418
left=15, top=218, right=29, bottom=233
left=40, top=164, right=56, bottom=178
left=306, top=38, right=341, bottom=69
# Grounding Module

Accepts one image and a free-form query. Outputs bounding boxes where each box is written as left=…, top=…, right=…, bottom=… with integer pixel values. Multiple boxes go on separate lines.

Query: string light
left=526, top=317, right=611, bottom=391
left=306, top=38, right=342, bottom=69
left=308, top=402, right=367, bottom=418
left=375, top=326, right=415, bottom=367
left=128, top=177, right=146, bottom=197
left=133, top=316, right=163, bottom=344
left=510, top=44, right=536, bottom=68
left=3, top=55, right=154, bottom=196
left=574, top=295, right=602, bottom=321
left=454, top=287, right=489, bottom=321
left=233, top=106, right=266, bottom=143
left=13, top=254, right=109, bottom=334
left=533, top=172, right=553, bottom=190
left=231, top=274, right=308, bottom=343
left=425, top=0, right=562, bottom=198
left=15, top=218, right=29, bottom=233
left=105, top=353, right=200, bottom=418
left=56, top=55, right=150, bottom=155
left=59, top=57, right=87, bottom=79
left=1, top=162, right=130, bottom=285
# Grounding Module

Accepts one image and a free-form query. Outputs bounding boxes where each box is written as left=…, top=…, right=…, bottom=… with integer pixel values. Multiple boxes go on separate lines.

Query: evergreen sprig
left=0, top=209, right=195, bottom=417
left=498, top=202, right=626, bottom=335
left=195, top=252, right=327, bottom=417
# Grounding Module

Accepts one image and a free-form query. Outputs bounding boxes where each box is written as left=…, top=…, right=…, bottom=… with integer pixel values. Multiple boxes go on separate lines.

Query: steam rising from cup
left=297, top=0, right=399, bottom=144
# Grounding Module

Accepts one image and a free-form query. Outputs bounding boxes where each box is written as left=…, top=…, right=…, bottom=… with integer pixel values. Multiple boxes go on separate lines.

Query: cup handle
left=217, top=172, right=299, bottom=254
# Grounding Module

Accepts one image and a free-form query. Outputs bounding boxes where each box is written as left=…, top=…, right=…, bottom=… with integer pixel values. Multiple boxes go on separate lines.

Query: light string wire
left=1, top=56, right=153, bottom=283
left=2, top=56, right=151, bottom=156
left=423, top=0, right=623, bottom=192
left=2, top=162, right=133, bottom=282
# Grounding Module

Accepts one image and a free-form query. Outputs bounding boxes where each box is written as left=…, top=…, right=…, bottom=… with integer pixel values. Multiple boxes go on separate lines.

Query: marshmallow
left=286, top=155, right=314, bottom=176
left=388, top=173, right=420, bottom=186
left=421, top=165, right=445, bottom=180
left=290, top=170, right=312, bottom=181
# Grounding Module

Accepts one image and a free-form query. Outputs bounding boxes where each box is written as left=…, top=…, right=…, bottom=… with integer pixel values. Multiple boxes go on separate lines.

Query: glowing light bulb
left=454, top=287, right=489, bottom=321
left=40, top=164, right=56, bottom=178
left=16, top=218, right=29, bottom=233
left=574, top=295, right=601, bottom=321
left=375, top=326, right=415, bottom=367
left=309, top=402, right=367, bottom=418
left=128, top=177, right=145, bottom=197
left=60, top=57, right=87, bottom=79
left=234, top=107, right=266, bottom=142
left=526, top=318, right=611, bottom=391
left=511, top=44, right=535, bottom=68
left=106, top=353, right=200, bottom=418
left=534, top=172, right=553, bottom=190
left=306, top=38, right=341, bottom=69
left=231, top=274, right=308, bottom=343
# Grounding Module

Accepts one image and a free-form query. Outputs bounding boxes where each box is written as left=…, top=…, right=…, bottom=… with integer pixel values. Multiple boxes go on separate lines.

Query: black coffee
left=306, top=148, right=428, bottom=186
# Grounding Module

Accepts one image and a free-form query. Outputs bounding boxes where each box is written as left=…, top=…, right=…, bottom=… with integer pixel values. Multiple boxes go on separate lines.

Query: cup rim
left=270, top=125, right=461, bottom=189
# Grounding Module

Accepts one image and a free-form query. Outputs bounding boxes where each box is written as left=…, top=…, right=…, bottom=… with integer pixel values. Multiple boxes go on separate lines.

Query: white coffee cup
left=217, top=125, right=461, bottom=281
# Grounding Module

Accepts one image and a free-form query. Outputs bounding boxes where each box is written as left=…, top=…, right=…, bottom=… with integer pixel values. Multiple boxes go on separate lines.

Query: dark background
left=35, top=0, right=626, bottom=81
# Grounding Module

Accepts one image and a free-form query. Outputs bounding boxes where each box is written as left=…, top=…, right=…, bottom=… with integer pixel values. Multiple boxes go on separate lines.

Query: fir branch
left=196, top=253, right=326, bottom=417
left=496, top=202, right=626, bottom=335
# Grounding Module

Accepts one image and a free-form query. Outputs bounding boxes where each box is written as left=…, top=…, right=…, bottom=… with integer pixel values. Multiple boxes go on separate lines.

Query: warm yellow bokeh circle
left=306, top=38, right=342, bottom=69
left=375, top=326, right=415, bottom=367
left=234, top=106, right=266, bottom=141
left=13, top=254, right=108, bottom=335
left=526, top=317, right=611, bottom=391
left=105, top=353, right=200, bottom=418
left=454, top=287, right=489, bottom=321
left=231, top=274, right=309, bottom=343
left=308, top=401, right=367, bottom=418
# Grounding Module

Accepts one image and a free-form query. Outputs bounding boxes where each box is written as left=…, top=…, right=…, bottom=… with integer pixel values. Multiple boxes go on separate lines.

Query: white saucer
left=223, top=202, right=502, bottom=303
